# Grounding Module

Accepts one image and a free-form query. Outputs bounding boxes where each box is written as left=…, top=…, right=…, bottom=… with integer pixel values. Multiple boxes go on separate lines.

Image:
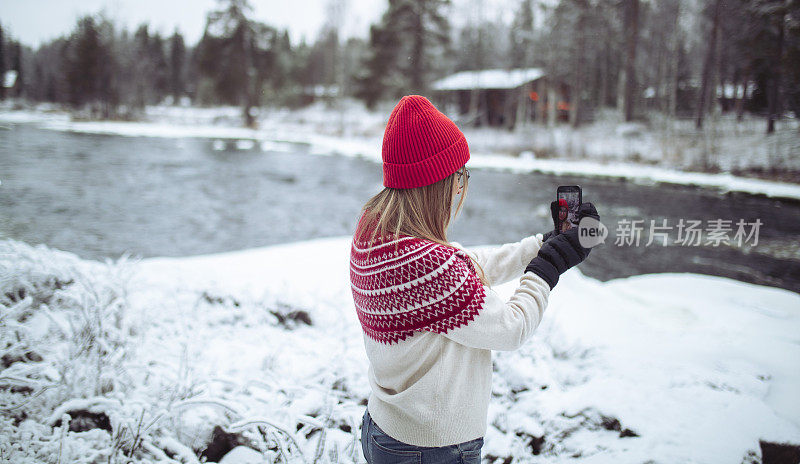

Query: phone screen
left=556, top=186, right=582, bottom=234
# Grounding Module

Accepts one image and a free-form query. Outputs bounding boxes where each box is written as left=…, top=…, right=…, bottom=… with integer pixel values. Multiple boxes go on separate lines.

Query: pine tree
left=250, top=23, right=281, bottom=103
left=290, top=37, right=314, bottom=102
left=354, top=0, right=452, bottom=106
left=28, top=38, right=67, bottom=103
left=621, top=0, right=640, bottom=122
left=543, top=0, right=579, bottom=125
left=455, top=17, right=507, bottom=71
left=132, top=25, right=154, bottom=108
left=64, top=16, right=105, bottom=109
left=390, top=0, right=452, bottom=94
left=11, top=41, right=23, bottom=98
left=510, top=0, right=535, bottom=69
left=340, top=36, right=367, bottom=98
left=782, top=0, right=800, bottom=123
left=199, top=0, right=277, bottom=126
left=353, top=22, right=399, bottom=109
left=169, top=30, right=186, bottom=103
left=269, top=30, right=292, bottom=94
left=149, top=32, right=169, bottom=103
left=0, top=23, right=6, bottom=100
left=128, top=25, right=170, bottom=107
left=752, top=0, right=789, bottom=133
left=696, top=0, right=723, bottom=129
left=95, top=17, right=119, bottom=117
left=735, top=0, right=797, bottom=132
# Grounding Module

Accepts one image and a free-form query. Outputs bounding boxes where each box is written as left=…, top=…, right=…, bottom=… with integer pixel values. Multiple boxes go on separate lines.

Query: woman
left=557, top=198, right=572, bottom=233
left=350, top=95, right=598, bottom=463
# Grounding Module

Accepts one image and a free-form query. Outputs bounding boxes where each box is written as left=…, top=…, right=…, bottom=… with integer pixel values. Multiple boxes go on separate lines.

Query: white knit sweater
left=357, top=234, right=551, bottom=447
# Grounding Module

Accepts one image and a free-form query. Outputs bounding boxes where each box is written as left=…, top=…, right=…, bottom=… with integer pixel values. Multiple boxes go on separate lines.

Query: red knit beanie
left=382, top=95, right=470, bottom=189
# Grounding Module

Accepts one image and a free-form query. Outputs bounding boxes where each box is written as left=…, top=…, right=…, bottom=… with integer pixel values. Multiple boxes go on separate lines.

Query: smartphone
left=555, top=185, right=582, bottom=234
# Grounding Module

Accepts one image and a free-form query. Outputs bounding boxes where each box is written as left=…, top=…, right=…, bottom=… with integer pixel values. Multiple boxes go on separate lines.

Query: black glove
left=527, top=202, right=599, bottom=289
left=576, top=202, right=600, bottom=221
left=542, top=200, right=598, bottom=242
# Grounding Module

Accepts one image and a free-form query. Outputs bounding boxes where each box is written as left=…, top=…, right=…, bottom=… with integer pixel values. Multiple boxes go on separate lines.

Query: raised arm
left=439, top=271, right=551, bottom=351
left=441, top=203, right=600, bottom=351
left=451, top=234, right=544, bottom=287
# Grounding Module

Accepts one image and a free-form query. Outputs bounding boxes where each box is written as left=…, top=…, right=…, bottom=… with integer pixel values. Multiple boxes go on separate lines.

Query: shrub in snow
left=0, top=239, right=148, bottom=462
left=0, top=240, right=137, bottom=399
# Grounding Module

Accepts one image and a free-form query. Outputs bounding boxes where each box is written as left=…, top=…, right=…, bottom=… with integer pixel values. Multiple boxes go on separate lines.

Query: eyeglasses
left=457, top=168, right=470, bottom=188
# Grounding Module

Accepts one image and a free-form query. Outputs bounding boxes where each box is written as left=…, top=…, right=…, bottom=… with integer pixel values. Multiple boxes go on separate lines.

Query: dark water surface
left=2, top=124, right=799, bottom=292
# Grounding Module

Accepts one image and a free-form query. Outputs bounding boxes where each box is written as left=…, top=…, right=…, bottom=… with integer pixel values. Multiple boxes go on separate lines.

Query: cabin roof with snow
left=4, top=70, right=17, bottom=89
left=432, top=67, right=545, bottom=91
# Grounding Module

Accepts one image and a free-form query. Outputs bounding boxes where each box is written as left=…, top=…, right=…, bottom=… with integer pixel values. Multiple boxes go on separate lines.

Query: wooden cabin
left=431, top=68, right=571, bottom=129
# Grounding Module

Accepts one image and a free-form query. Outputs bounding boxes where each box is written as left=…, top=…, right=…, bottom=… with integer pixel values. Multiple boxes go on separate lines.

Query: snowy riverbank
left=2, top=102, right=800, bottom=201
left=2, top=236, right=799, bottom=463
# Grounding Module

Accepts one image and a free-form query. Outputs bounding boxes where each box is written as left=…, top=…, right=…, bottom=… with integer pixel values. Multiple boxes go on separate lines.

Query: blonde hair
left=354, top=168, right=490, bottom=287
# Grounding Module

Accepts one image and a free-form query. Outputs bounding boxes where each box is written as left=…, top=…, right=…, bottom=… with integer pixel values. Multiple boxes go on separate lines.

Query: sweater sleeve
left=450, top=234, right=544, bottom=287
left=440, top=271, right=551, bottom=351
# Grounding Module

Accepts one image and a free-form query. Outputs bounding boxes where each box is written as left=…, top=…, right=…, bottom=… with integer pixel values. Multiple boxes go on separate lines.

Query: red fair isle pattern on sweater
left=350, top=233, right=487, bottom=345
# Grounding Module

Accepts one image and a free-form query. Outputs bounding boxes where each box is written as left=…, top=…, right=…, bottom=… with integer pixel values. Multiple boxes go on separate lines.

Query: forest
left=0, top=0, right=798, bottom=133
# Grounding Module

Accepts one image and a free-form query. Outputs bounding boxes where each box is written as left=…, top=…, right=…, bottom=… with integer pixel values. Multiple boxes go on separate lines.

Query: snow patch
left=1, top=233, right=799, bottom=462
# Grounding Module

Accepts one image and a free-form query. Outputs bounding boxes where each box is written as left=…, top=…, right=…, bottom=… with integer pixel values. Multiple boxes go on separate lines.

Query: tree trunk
left=767, top=7, right=785, bottom=134
left=515, top=83, right=530, bottom=130
left=480, top=90, right=490, bottom=126
left=239, top=24, right=256, bottom=129
left=410, top=8, right=426, bottom=94
left=654, top=37, right=664, bottom=112
left=696, top=0, right=722, bottom=130
left=570, top=76, right=582, bottom=128
left=548, top=82, right=557, bottom=128
left=736, top=74, right=748, bottom=122
left=504, top=90, right=516, bottom=131
left=571, top=1, right=586, bottom=128
left=668, top=8, right=680, bottom=120
left=623, top=0, right=640, bottom=122
left=469, top=87, right=480, bottom=127
left=599, top=45, right=609, bottom=108
left=617, top=68, right=625, bottom=115
left=731, top=71, right=741, bottom=119
left=0, top=26, right=5, bottom=101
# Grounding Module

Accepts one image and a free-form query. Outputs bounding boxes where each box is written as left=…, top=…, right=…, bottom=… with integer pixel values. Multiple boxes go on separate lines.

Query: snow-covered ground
left=1, top=101, right=799, bottom=201
left=2, top=237, right=799, bottom=463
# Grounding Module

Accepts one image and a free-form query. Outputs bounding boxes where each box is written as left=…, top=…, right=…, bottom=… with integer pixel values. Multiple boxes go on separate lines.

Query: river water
left=2, top=124, right=798, bottom=293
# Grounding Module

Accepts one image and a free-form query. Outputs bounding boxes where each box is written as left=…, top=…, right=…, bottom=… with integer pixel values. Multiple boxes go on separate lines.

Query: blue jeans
left=361, top=409, right=484, bottom=464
